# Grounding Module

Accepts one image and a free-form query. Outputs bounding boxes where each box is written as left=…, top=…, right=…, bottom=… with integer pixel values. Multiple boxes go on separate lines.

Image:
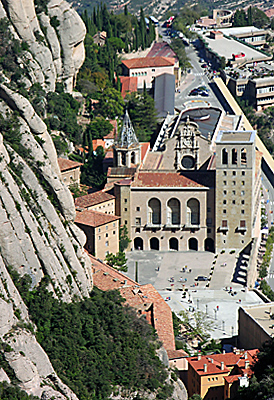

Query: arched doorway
left=189, top=238, right=198, bottom=251
left=204, top=238, right=215, bottom=252
left=134, top=237, right=143, bottom=250
left=150, top=237, right=159, bottom=250
left=169, top=238, right=178, bottom=251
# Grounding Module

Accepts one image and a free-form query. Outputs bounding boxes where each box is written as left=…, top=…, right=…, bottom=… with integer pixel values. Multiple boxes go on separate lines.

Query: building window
left=106, top=225, right=108, bottom=230
left=105, top=241, right=109, bottom=247
left=136, top=228, right=140, bottom=233
left=223, top=209, right=226, bottom=214
left=187, top=198, right=200, bottom=225
left=223, top=171, right=227, bottom=176
left=233, top=171, right=236, bottom=175
left=222, top=220, right=228, bottom=228
left=241, top=200, right=245, bottom=204
left=223, top=181, right=227, bottom=185
left=152, top=68, right=155, bottom=72
left=240, top=220, right=246, bottom=228
left=207, top=207, right=211, bottom=213
left=98, top=228, right=101, bottom=233
left=113, top=223, right=115, bottom=227
left=207, top=218, right=212, bottom=226
left=167, top=198, right=180, bottom=225
left=241, top=148, right=247, bottom=165
left=242, top=171, right=245, bottom=176
left=232, top=190, right=236, bottom=195
left=223, top=190, right=227, bottom=195
left=242, top=181, right=245, bottom=185
left=125, top=208, right=127, bottom=212
left=125, top=220, right=128, bottom=224
left=113, top=231, right=115, bottom=235
left=241, top=210, right=245, bottom=214
left=124, top=199, right=127, bottom=203
left=136, top=207, right=140, bottom=211
left=232, top=200, right=236, bottom=204
left=135, top=217, right=141, bottom=226
left=233, top=181, right=236, bottom=185
left=208, top=378, right=210, bottom=382
left=98, top=236, right=101, bottom=240
left=106, top=233, right=108, bottom=238
left=148, top=198, right=161, bottom=225
left=222, top=148, right=228, bottom=164
left=241, top=190, right=245, bottom=195
left=223, top=200, right=226, bottom=204
left=232, top=148, right=237, bottom=164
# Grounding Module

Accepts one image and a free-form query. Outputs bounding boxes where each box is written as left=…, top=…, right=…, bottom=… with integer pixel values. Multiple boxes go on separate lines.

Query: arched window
left=131, top=151, right=135, bottom=164
left=222, top=148, right=228, bottom=165
left=187, top=198, right=200, bottom=226
left=241, top=148, right=247, bottom=165
left=232, top=148, right=237, bottom=165
left=150, top=237, right=159, bottom=250
left=121, top=152, right=126, bottom=166
left=167, top=198, right=180, bottom=225
left=204, top=238, right=215, bottom=252
left=189, top=238, right=198, bottom=251
left=148, top=198, right=161, bottom=225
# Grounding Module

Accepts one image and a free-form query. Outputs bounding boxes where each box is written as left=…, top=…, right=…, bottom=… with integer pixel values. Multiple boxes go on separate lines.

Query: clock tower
left=174, top=116, right=200, bottom=170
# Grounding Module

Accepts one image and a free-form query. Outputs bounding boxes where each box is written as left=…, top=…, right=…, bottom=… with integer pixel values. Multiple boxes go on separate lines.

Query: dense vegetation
left=0, top=382, right=39, bottom=400
left=10, top=273, right=172, bottom=400
left=233, top=7, right=270, bottom=29
left=233, top=338, right=274, bottom=399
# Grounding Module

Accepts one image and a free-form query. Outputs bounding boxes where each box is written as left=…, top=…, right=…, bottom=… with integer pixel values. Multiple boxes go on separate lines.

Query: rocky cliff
left=0, top=0, right=92, bottom=398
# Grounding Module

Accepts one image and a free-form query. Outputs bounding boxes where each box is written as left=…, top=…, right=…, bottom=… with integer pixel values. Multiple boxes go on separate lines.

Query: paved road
left=175, top=41, right=224, bottom=110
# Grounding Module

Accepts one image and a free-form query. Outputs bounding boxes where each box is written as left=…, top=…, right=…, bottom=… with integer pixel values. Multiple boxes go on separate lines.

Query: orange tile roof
left=122, top=56, right=175, bottom=69
left=89, top=255, right=176, bottom=350
left=140, top=142, right=150, bottom=162
left=132, top=172, right=205, bottom=188
left=75, top=190, right=115, bottom=209
left=104, top=120, right=117, bottom=140
left=188, top=350, right=258, bottom=376
left=58, top=158, right=83, bottom=172
left=75, top=209, right=119, bottom=227
left=92, top=139, right=105, bottom=150
left=265, top=8, right=274, bottom=18
left=167, top=349, right=189, bottom=359
left=120, top=76, right=138, bottom=98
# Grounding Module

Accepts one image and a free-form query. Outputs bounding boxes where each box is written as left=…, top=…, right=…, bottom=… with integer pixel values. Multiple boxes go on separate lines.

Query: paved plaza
left=125, top=250, right=264, bottom=339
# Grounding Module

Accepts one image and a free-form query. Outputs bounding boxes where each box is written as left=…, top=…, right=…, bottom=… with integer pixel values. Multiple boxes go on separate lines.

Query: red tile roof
left=92, top=139, right=105, bottom=150
left=75, top=190, right=115, bottom=209
left=188, top=350, right=258, bottom=377
left=167, top=349, right=189, bottom=360
left=131, top=172, right=205, bottom=188
left=140, top=142, right=150, bottom=162
left=265, top=8, right=274, bottom=18
left=58, top=158, right=83, bottom=172
left=75, top=209, right=119, bottom=227
left=104, top=120, right=117, bottom=140
left=147, top=42, right=178, bottom=62
left=89, top=255, right=176, bottom=350
left=120, top=76, right=138, bottom=98
left=122, top=56, right=175, bottom=69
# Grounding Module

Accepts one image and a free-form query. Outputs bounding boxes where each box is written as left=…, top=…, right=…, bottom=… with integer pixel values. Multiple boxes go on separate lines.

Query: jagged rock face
left=0, top=1, right=91, bottom=398
left=0, top=0, right=86, bottom=92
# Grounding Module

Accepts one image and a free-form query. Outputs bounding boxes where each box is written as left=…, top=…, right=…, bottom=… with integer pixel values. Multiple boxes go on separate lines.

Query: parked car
left=195, top=276, right=208, bottom=281
left=200, top=91, right=209, bottom=97
left=189, top=89, right=199, bottom=96
left=198, top=86, right=209, bottom=92
left=201, top=63, right=208, bottom=68
left=199, top=58, right=205, bottom=63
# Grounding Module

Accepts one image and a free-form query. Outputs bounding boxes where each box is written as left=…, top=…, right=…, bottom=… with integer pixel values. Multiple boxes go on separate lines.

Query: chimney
left=198, top=354, right=201, bottom=360
left=244, top=353, right=248, bottom=359
left=221, top=361, right=224, bottom=371
left=233, top=347, right=237, bottom=354
left=245, top=361, right=249, bottom=369
left=204, top=364, right=207, bottom=373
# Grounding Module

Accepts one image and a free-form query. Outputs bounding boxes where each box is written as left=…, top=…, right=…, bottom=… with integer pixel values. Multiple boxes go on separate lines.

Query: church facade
left=110, top=110, right=261, bottom=253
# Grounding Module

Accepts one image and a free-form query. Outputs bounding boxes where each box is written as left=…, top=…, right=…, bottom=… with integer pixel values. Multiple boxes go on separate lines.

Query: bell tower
left=174, top=116, right=200, bottom=170
left=114, top=110, right=141, bottom=168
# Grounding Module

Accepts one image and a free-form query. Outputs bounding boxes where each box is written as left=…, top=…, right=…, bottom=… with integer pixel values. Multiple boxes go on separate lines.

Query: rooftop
left=241, top=303, right=274, bottom=338
left=147, top=42, right=178, bottom=62
left=201, top=33, right=270, bottom=62
left=57, top=158, right=83, bottom=172
left=75, top=190, right=115, bottom=209
left=218, top=26, right=262, bottom=36
left=119, top=76, right=138, bottom=98
left=122, top=56, right=175, bottom=70
left=216, top=130, right=256, bottom=143
left=75, top=209, right=119, bottom=227
left=131, top=172, right=205, bottom=188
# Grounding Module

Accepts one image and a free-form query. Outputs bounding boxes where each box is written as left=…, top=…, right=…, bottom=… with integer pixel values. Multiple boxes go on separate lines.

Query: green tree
left=170, top=38, right=191, bottom=72
left=250, top=7, right=270, bottom=28
left=85, top=116, right=113, bottom=140
left=119, top=225, right=131, bottom=252
left=105, top=251, right=127, bottom=272
left=233, top=9, right=247, bottom=27
left=126, top=91, right=157, bottom=142
left=96, top=87, right=124, bottom=119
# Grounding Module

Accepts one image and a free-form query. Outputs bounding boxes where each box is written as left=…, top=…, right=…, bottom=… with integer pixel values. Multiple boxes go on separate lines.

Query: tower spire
left=119, top=110, right=139, bottom=148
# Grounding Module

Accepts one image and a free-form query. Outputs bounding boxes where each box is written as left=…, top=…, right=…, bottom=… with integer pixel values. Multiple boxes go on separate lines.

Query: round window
left=181, top=156, right=195, bottom=169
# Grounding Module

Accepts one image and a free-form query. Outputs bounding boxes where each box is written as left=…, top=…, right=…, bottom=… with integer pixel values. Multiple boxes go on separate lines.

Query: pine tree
left=124, top=5, right=128, bottom=16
